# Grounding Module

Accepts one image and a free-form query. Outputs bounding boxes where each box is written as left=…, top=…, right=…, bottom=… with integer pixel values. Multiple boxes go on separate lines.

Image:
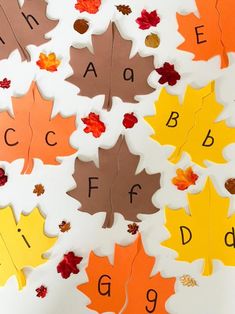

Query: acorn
left=225, top=178, right=235, bottom=194
left=73, top=19, right=89, bottom=34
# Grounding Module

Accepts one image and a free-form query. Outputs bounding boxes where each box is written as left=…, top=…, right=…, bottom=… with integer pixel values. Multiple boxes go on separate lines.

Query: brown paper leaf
left=0, top=0, right=57, bottom=61
left=116, top=5, right=132, bottom=15
left=67, top=23, right=154, bottom=110
left=68, top=136, right=160, bottom=228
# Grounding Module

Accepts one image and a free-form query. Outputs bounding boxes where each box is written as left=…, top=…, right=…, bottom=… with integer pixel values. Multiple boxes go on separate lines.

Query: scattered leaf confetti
left=36, top=52, right=61, bottom=72
left=0, top=168, right=8, bottom=186
left=36, top=285, right=48, bottom=298
left=127, top=222, right=139, bottom=235
left=33, top=184, right=45, bottom=196
left=82, top=112, right=106, bottom=138
left=57, top=251, right=83, bottom=279
left=180, top=275, right=198, bottom=287
left=59, top=221, right=71, bottom=233
left=75, top=0, right=101, bottom=14
left=225, top=178, right=235, bottom=194
left=172, top=167, right=199, bottom=191
left=116, top=5, right=132, bottom=15
left=136, top=9, right=160, bottom=30
left=0, top=78, right=11, bottom=89
left=156, top=62, right=181, bottom=86
left=122, top=112, right=138, bottom=129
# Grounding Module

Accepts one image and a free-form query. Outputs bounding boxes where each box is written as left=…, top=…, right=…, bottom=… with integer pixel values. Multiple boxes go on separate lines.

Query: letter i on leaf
left=162, top=178, right=235, bottom=275
left=78, top=235, right=175, bottom=313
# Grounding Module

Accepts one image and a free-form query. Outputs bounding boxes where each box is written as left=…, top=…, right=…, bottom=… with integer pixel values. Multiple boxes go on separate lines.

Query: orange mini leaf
left=36, top=53, right=61, bottom=72
left=75, top=0, right=101, bottom=14
left=172, top=167, right=199, bottom=191
left=82, top=112, right=106, bottom=138
left=78, top=236, right=175, bottom=313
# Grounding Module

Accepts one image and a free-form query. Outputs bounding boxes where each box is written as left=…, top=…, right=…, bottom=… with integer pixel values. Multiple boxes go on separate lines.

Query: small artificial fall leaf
left=0, top=78, right=11, bottom=89
left=73, top=19, right=89, bottom=34
left=156, top=62, right=181, bottom=86
left=78, top=235, right=175, bottom=314
left=116, top=5, right=132, bottom=15
left=36, top=285, right=48, bottom=298
left=162, top=178, right=235, bottom=275
left=177, top=0, right=235, bottom=68
left=68, top=136, right=160, bottom=228
left=127, top=222, right=139, bottom=235
left=225, top=178, right=235, bottom=195
left=59, top=221, right=71, bottom=233
left=0, top=206, right=56, bottom=289
left=136, top=9, right=160, bottom=30
left=122, top=112, right=138, bottom=129
left=82, top=112, right=106, bottom=138
left=33, top=184, right=45, bottom=196
left=57, top=251, right=83, bottom=279
left=0, top=81, right=76, bottom=174
left=145, top=33, right=160, bottom=48
left=145, top=82, right=235, bottom=167
left=180, top=275, right=198, bottom=287
left=0, top=0, right=57, bottom=61
left=67, top=23, right=154, bottom=110
left=75, top=0, right=101, bottom=14
left=36, top=52, right=61, bottom=72
left=0, top=168, right=8, bottom=186
left=172, top=167, right=199, bottom=191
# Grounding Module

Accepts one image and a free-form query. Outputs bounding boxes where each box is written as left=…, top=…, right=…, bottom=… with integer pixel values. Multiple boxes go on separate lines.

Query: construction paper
left=0, top=81, right=76, bottom=174
left=0, top=206, right=57, bottom=289
left=177, top=0, right=235, bottom=68
left=145, top=82, right=235, bottom=167
left=162, top=178, right=235, bottom=276
left=0, top=0, right=57, bottom=61
left=68, top=136, right=160, bottom=228
left=68, top=23, right=154, bottom=110
left=78, top=235, right=175, bottom=314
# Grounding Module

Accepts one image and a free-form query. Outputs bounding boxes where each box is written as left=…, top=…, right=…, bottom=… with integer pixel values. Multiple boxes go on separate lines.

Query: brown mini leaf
left=73, top=19, right=89, bottom=34
left=67, top=23, right=154, bottom=110
left=127, top=222, right=139, bottom=235
left=116, top=5, right=132, bottom=15
left=0, top=0, right=58, bottom=61
left=68, top=136, right=160, bottom=228
left=180, top=275, right=198, bottom=287
left=59, top=221, right=71, bottom=233
left=145, top=33, right=160, bottom=48
left=33, top=184, right=45, bottom=196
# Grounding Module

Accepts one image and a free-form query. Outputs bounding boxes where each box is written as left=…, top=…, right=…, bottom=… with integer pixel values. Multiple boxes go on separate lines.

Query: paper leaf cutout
left=172, top=167, right=198, bottom=191
left=68, top=136, right=160, bottom=228
left=162, top=178, right=235, bottom=275
left=0, top=81, right=76, bottom=174
left=145, top=82, right=235, bottom=167
left=177, top=0, right=235, bottom=68
left=36, top=52, right=61, bottom=72
left=0, top=206, right=56, bottom=289
left=0, top=0, right=57, bottom=61
left=67, top=23, right=154, bottom=110
left=78, top=235, right=175, bottom=313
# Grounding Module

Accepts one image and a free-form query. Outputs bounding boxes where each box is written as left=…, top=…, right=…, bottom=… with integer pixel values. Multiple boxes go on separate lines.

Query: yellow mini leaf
left=162, top=178, right=235, bottom=276
left=145, top=82, right=235, bottom=167
left=0, top=207, right=57, bottom=289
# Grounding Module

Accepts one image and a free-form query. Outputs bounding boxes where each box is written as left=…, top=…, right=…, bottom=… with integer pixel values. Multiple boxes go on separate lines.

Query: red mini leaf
left=57, top=251, right=83, bottom=279
left=123, top=112, right=138, bottom=129
left=136, top=9, right=160, bottom=30
left=0, top=168, right=7, bottom=186
left=36, top=285, right=47, bottom=298
left=0, top=78, right=11, bottom=89
left=156, top=62, right=181, bottom=86
left=82, top=112, right=106, bottom=138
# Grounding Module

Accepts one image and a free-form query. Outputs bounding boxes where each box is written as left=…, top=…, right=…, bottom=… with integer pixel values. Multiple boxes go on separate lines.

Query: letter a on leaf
left=68, top=136, right=160, bottom=228
left=67, top=23, right=154, bottom=110
left=0, top=0, right=58, bottom=61
left=0, top=206, right=57, bottom=289
left=78, top=235, right=175, bottom=314
left=177, top=0, right=235, bottom=68
left=145, top=82, right=235, bottom=167
left=0, top=82, right=76, bottom=174
left=162, top=178, right=235, bottom=276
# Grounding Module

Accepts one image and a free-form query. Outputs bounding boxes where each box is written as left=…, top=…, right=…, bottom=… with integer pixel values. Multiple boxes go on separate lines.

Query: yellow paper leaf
left=162, top=178, right=235, bottom=275
left=0, top=207, right=57, bottom=289
left=145, top=82, right=235, bottom=166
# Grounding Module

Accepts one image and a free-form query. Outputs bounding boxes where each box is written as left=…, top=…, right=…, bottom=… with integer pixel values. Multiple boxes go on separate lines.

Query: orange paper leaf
left=78, top=236, right=175, bottom=313
left=36, top=53, right=61, bottom=72
left=0, top=82, right=76, bottom=174
left=172, top=167, right=198, bottom=191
